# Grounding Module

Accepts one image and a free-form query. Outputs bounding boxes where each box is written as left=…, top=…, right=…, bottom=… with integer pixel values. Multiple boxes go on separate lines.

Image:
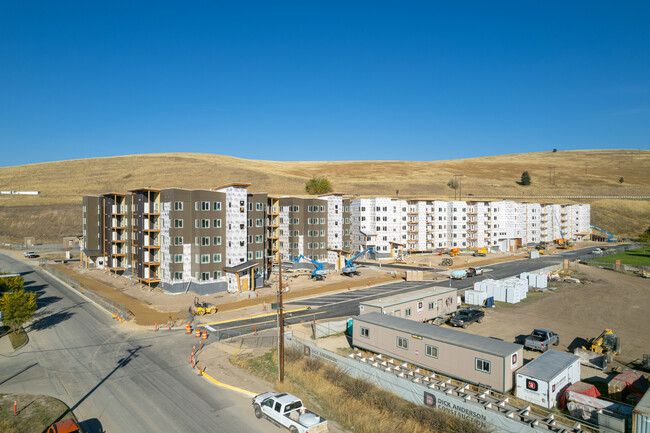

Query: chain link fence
left=42, top=263, right=131, bottom=321
left=576, top=243, right=650, bottom=273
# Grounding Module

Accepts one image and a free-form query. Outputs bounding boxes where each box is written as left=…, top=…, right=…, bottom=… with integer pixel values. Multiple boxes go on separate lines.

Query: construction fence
left=42, top=263, right=130, bottom=321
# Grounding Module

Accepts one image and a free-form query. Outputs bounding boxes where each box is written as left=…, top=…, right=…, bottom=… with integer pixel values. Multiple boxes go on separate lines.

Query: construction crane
left=341, top=247, right=375, bottom=276
left=292, top=255, right=328, bottom=281
left=590, top=224, right=617, bottom=242
left=554, top=214, right=572, bottom=249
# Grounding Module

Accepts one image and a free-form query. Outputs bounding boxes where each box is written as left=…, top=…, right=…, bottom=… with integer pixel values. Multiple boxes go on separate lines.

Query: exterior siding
left=359, top=287, right=458, bottom=321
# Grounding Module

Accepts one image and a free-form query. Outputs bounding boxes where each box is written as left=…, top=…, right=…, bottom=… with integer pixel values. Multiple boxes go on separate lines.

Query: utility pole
left=277, top=254, right=285, bottom=383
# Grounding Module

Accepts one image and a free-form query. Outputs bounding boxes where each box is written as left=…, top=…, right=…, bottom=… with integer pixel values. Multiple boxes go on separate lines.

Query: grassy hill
left=1, top=149, right=648, bottom=243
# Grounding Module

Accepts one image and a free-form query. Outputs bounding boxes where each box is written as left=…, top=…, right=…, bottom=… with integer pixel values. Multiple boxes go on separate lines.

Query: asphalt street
left=0, top=252, right=269, bottom=433
left=205, top=245, right=630, bottom=340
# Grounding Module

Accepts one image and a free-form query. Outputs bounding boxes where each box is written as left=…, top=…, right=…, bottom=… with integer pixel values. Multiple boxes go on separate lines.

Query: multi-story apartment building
left=81, top=186, right=353, bottom=294
left=351, top=198, right=590, bottom=255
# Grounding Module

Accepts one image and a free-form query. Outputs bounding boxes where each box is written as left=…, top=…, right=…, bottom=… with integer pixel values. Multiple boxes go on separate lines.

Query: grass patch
left=236, top=347, right=486, bottom=433
left=3, top=326, right=27, bottom=350
left=590, top=247, right=650, bottom=267
left=0, top=393, right=75, bottom=433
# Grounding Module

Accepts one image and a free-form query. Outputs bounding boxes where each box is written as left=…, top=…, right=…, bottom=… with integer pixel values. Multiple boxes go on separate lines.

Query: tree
left=520, top=171, right=531, bottom=186
left=640, top=226, right=650, bottom=242
left=619, top=177, right=624, bottom=183
left=0, top=290, right=37, bottom=334
left=552, top=148, right=557, bottom=153
left=305, top=178, right=332, bottom=195
left=0, top=273, right=24, bottom=293
left=447, top=178, right=459, bottom=190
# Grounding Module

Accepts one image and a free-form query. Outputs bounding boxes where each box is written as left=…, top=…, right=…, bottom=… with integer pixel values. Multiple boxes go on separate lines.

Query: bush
left=520, top=171, right=531, bottom=186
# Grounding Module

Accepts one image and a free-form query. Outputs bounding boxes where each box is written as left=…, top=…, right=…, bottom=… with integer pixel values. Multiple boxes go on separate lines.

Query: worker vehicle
left=46, top=419, right=82, bottom=433
left=574, top=329, right=621, bottom=370
left=466, top=267, right=483, bottom=277
left=449, top=309, right=484, bottom=329
left=192, top=297, right=217, bottom=316
left=449, top=248, right=461, bottom=257
left=441, top=257, right=453, bottom=266
left=592, top=248, right=603, bottom=255
left=524, top=328, right=559, bottom=352
left=473, top=247, right=487, bottom=257
left=341, top=247, right=374, bottom=277
left=293, top=255, right=328, bottom=280
left=253, top=392, right=328, bottom=433
left=590, top=224, right=617, bottom=242
left=23, top=251, right=38, bottom=258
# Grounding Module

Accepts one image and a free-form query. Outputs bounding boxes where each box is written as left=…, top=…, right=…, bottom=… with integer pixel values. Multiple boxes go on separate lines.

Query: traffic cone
left=198, top=364, right=202, bottom=376
left=154, top=322, right=158, bottom=331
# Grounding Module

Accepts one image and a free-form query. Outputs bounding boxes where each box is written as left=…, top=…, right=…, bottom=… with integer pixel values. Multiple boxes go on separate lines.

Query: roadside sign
left=271, top=302, right=279, bottom=310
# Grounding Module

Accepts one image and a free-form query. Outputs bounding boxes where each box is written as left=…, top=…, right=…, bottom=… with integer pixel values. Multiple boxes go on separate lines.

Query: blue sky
left=1, top=1, right=649, bottom=166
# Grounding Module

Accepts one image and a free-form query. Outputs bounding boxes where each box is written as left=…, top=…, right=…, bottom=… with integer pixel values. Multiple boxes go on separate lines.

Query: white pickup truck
left=252, top=392, right=328, bottom=433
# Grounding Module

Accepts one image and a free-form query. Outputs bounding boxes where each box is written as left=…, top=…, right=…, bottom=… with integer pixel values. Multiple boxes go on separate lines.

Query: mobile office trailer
left=515, top=350, right=581, bottom=409
left=633, top=389, right=650, bottom=433
left=358, top=287, right=457, bottom=322
left=352, top=312, right=523, bottom=393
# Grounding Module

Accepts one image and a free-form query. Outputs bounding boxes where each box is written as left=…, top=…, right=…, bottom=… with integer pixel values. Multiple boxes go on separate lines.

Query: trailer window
left=405, top=308, right=412, bottom=317
left=428, top=301, right=435, bottom=310
left=397, top=336, right=408, bottom=350
left=425, top=345, right=438, bottom=358
left=475, top=358, right=491, bottom=374
left=360, top=327, right=369, bottom=338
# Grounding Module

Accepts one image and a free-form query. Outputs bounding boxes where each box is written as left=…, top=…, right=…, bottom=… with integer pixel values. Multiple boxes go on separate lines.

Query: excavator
left=341, top=247, right=375, bottom=276
left=293, top=255, right=328, bottom=281
left=574, top=329, right=621, bottom=370
left=192, top=297, right=217, bottom=316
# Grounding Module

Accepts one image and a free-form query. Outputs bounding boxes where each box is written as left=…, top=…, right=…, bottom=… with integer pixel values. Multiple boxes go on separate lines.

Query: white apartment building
left=352, top=198, right=591, bottom=254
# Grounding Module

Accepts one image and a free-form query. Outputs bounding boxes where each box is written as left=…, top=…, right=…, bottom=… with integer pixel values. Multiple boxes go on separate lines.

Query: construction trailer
left=358, top=287, right=457, bottom=322
left=515, top=350, right=581, bottom=409
left=633, top=389, right=650, bottom=433
left=352, top=312, right=523, bottom=393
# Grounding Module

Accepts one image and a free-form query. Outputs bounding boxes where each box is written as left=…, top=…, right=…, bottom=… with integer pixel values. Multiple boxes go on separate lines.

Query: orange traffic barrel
left=202, top=331, right=208, bottom=340
left=185, top=323, right=191, bottom=334
left=195, top=328, right=201, bottom=338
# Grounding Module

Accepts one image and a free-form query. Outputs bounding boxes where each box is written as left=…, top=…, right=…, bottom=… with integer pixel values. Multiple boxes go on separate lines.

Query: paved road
left=0, top=252, right=268, bottom=433
left=206, top=244, right=631, bottom=340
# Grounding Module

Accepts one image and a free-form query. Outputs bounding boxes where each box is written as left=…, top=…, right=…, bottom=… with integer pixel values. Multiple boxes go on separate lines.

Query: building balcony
left=111, top=252, right=126, bottom=257
left=111, top=225, right=126, bottom=230
left=144, top=259, right=160, bottom=266
left=111, top=238, right=126, bottom=243
left=143, top=227, right=160, bottom=232
left=110, top=205, right=126, bottom=215
left=408, top=230, right=418, bottom=234
left=144, top=244, right=160, bottom=249
left=468, top=229, right=477, bottom=233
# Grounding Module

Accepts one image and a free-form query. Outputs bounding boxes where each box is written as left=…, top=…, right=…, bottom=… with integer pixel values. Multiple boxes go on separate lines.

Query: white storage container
left=465, top=290, right=487, bottom=306
left=516, top=350, right=581, bottom=409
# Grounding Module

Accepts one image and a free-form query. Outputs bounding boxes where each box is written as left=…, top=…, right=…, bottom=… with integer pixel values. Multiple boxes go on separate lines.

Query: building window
left=213, top=201, right=221, bottom=211
left=213, top=271, right=222, bottom=279
left=256, top=203, right=263, bottom=211
left=255, top=250, right=263, bottom=259
left=256, top=218, right=263, bottom=227
left=213, top=253, right=221, bottom=263
left=174, top=272, right=183, bottom=280
left=475, top=358, right=491, bottom=374
left=397, top=336, right=408, bottom=350
left=360, top=327, right=369, bottom=338
left=201, top=237, right=210, bottom=246
left=201, top=254, right=210, bottom=264
left=201, top=201, right=210, bottom=211
left=174, top=236, right=183, bottom=245
left=201, top=272, right=210, bottom=281
left=212, top=219, right=221, bottom=228
left=201, top=219, right=210, bottom=228
left=213, top=236, right=222, bottom=245
left=247, top=219, right=253, bottom=227
left=174, top=219, right=183, bottom=228
left=425, top=345, right=438, bottom=358
left=405, top=308, right=412, bottom=317
left=248, top=251, right=253, bottom=260
left=174, top=254, right=183, bottom=263
left=174, top=201, right=183, bottom=211
left=255, top=235, right=263, bottom=243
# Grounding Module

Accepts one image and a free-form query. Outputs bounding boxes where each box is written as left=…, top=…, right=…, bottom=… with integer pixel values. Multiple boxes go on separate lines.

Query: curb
left=200, top=371, right=257, bottom=397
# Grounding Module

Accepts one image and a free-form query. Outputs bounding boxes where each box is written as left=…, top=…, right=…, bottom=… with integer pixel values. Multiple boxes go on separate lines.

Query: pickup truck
left=253, top=392, right=328, bottom=433
left=23, top=251, right=38, bottom=258
left=524, top=329, right=559, bottom=352
left=466, top=267, right=483, bottom=277
left=449, top=309, right=484, bottom=329
left=592, top=248, right=603, bottom=255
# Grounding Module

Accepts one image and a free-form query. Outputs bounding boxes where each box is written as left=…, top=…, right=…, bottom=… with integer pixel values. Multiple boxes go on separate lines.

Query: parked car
left=592, top=248, right=603, bottom=255
left=253, top=392, right=328, bottom=433
left=449, top=309, right=484, bottom=329
left=23, top=251, right=38, bottom=258
left=524, top=328, right=559, bottom=352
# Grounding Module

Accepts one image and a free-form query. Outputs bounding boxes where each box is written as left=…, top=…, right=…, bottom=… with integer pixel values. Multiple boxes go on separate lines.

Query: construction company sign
left=424, top=391, right=489, bottom=429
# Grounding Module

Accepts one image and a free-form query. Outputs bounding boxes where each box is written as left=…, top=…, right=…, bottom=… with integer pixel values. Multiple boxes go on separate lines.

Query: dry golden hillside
left=1, top=149, right=648, bottom=242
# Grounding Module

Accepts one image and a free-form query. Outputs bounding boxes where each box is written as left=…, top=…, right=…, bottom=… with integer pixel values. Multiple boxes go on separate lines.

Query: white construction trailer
left=515, top=350, right=581, bottom=408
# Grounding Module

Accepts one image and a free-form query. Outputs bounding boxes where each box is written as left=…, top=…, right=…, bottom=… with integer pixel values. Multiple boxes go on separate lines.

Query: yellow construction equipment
left=449, top=248, right=461, bottom=257
left=574, top=329, right=621, bottom=369
left=192, top=297, right=217, bottom=316
left=474, top=247, right=487, bottom=257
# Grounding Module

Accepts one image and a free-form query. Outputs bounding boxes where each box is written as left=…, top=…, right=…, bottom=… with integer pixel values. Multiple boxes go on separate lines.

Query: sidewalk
left=0, top=333, right=15, bottom=356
